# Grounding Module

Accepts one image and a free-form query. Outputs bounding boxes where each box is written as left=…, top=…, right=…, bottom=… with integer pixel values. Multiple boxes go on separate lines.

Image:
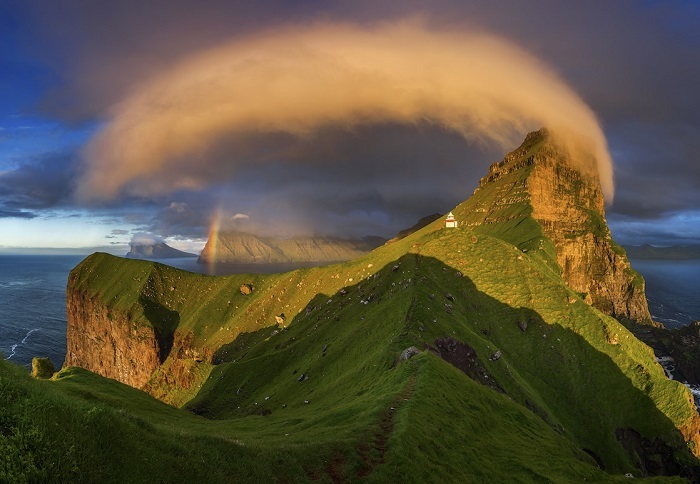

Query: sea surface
left=630, top=259, right=700, bottom=329
left=0, top=255, right=83, bottom=370
left=1, top=254, right=698, bottom=371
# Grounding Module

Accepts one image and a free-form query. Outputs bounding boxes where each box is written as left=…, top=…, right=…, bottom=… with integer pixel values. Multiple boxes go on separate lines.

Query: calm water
left=630, top=259, right=700, bottom=329
left=0, top=255, right=83, bottom=370
left=1, top=254, right=698, bottom=370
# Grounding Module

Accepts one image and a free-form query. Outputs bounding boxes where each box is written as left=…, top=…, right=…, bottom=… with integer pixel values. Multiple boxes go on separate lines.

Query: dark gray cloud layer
left=3, top=0, right=700, bottom=244
left=0, top=152, right=77, bottom=215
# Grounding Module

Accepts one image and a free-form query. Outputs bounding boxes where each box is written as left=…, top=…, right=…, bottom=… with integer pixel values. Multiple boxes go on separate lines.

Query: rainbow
left=206, top=208, right=223, bottom=274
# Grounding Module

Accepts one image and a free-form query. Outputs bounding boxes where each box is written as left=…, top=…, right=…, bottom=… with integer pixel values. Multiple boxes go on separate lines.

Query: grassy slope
left=9, top=227, right=694, bottom=481
left=4, top=135, right=698, bottom=480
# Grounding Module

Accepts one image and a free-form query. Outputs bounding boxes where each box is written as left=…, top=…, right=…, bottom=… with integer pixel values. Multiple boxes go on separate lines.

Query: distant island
left=624, top=244, right=700, bottom=260
left=125, top=241, right=197, bottom=259
left=197, top=232, right=385, bottom=264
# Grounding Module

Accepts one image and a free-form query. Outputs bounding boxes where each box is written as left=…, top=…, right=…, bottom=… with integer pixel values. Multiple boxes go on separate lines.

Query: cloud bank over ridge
left=78, top=21, right=614, bottom=203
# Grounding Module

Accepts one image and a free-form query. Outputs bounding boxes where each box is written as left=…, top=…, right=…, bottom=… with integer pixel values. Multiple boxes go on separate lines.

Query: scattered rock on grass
left=489, top=350, right=502, bottom=361
left=399, top=346, right=421, bottom=361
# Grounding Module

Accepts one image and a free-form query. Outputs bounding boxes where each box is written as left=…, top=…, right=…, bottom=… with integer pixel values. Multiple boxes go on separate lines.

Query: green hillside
left=3, top=131, right=700, bottom=481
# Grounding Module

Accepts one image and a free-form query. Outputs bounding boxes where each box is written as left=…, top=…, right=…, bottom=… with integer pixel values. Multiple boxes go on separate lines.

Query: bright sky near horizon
left=1, top=1, right=699, bottom=252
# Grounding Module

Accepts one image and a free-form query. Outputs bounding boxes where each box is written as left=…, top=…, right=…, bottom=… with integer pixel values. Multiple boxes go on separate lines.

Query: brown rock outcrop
left=465, top=128, right=652, bottom=323
left=526, top=136, right=652, bottom=323
left=65, top=289, right=163, bottom=389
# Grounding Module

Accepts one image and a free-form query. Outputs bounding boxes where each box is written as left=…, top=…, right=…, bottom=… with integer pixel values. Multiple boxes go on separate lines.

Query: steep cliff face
left=460, top=129, right=651, bottom=323
left=64, top=256, right=215, bottom=400
left=65, top=289, right=163, bottom=388
left=526, top=134, right=652, bottom=323
left=197, top=231, right=382, bottom=264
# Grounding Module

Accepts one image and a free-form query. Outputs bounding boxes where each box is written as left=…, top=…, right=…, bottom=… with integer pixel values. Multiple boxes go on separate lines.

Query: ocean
left=0, top=255, right=83, bottom=370
left=631, top=259, right=700, bottom=329
left=1, top=254, right=699, bottom=371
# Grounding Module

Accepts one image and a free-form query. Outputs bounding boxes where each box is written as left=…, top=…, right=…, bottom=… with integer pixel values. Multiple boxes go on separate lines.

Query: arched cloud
left=77, top=20, right=614, bottom=202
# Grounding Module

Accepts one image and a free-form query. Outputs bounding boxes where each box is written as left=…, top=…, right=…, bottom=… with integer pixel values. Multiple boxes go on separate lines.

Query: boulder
left=31, top=357, right=55, bottom=379
left=399, top=346, right=421, bottom=361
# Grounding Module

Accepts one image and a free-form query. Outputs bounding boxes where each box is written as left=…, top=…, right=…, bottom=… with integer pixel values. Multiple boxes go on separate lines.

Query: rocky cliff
left=459, top=128, right=652, bottom=323
left=65, top=288, right=163, bottom=388
left=197, top=231, right=383, bottom=264
left=64, top=256, right=209, bottom=401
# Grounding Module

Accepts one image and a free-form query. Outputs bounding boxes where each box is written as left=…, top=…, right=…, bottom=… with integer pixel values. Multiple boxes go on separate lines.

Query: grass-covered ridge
left=18, top=218, right=700, bottom=480
left=5, top=129, right=699, bottom=480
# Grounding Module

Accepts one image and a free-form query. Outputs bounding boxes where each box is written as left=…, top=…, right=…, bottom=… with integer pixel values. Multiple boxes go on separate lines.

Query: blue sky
left=1, top=0, right=699, bottom=253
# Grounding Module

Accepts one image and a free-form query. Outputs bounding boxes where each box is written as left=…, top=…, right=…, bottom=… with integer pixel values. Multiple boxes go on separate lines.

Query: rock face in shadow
left=633, top=320, right=700, bottom=385
left=465, top=128, right=651, bottom=324
left=430, top=337, right=504, bottom=393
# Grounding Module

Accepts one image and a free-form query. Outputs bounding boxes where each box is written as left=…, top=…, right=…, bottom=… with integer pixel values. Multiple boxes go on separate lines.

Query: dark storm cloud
left=0, top=209, right=37, bottom=219
left=0, top=152, right=77, bottom=210
left=608, top=122, right=700, bottom=220
left=136, top=124, right=500, bottom=239
left=8, top=0, right=700, bottom=244
left=146, top=197, right=212, bottom=240
left=18, top=0, right=314, bottom=122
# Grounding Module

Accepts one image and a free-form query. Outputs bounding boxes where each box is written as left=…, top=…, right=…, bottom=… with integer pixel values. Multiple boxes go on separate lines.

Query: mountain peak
left=458, top=129, right=651, bottom=323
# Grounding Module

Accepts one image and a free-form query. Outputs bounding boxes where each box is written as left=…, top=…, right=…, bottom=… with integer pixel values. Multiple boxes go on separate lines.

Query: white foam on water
left=656, top=356, right=676, bottom=380
left=4, top=328, right=40, bottom=360
left=21, top=328, right=40, bottom=344
left=6, top=344, right=18, bottom=360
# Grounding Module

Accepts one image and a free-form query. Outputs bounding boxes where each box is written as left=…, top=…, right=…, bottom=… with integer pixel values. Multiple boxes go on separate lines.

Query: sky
left=1, top=0, right=699, bottom=254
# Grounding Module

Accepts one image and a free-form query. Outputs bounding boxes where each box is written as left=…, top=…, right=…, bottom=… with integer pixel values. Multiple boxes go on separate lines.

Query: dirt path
left=356, top=369, right=418, bottom=479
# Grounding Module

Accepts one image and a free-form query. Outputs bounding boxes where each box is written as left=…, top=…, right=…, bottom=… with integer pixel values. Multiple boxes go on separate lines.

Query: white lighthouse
left=445, top=211, right=457, bottom=228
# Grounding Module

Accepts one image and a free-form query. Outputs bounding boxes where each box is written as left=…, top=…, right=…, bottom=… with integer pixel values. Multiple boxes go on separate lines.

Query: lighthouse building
left=445, top=212, right=457, bottom=228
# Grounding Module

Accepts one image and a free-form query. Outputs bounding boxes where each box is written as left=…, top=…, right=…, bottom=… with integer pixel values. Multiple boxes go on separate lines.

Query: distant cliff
left=197, top=232, right=384, bottom=264
left=625, top=244, right=700, bottom=260
left=460, top=128, right=652, bottom=323
left=126, top=242, right=196, bottom=259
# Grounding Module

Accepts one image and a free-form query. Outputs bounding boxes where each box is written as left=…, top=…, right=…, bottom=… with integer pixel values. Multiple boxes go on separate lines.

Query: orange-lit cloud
left=77, top=20, right=614, bottom=202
